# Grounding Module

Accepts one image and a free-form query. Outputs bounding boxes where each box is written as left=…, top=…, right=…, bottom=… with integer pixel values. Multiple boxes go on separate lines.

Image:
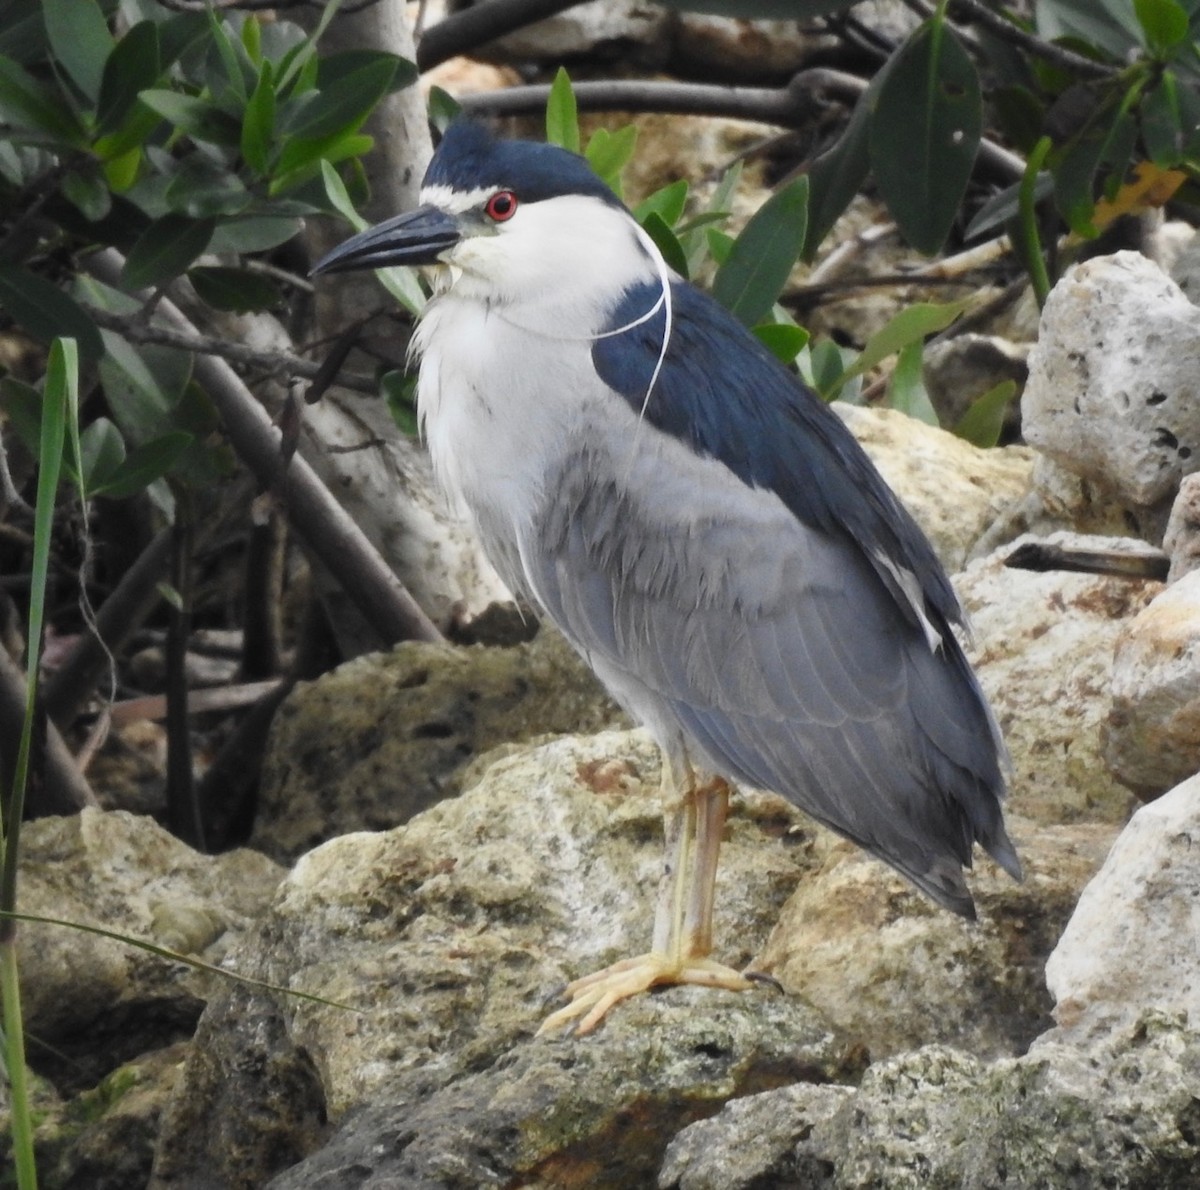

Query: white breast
left=413, top=293, right=600, bottom=590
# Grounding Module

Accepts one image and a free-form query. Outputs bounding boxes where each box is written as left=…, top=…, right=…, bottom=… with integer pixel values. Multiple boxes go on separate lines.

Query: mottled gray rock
left=922, top=332, right=1028, bottom=432
left=484, top=0, right=670, bottom=62
left=957, top=542, right=1154, bottom=825
left=661, top=1019, right=1200, bottom=1189
left=1105, top=569, right=1200, bottom=798
left=16, top=808, right=282, bottom=1089
left=1163, top=471, right=1200, bottom=582
left=252, top=627, right=625, bottom=862
left=757, top=816, right=1117, bottom=1061
left=34, top=1044, right=188, bottom=1190
left=151, top=731, right=822, bottom=1188
left=263, top=996, right=849, bottom=1190
left=835, top=405, right=1034, bottom=572
left=1024, top=251, right=1200, bottom=518
left=658, top=1081, right=854, bottom=1189
left=1046, top=774, right=1200, bottom=1041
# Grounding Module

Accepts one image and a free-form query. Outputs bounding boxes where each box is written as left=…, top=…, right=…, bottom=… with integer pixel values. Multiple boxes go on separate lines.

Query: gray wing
left=517, top=434, right=1017, bottom=917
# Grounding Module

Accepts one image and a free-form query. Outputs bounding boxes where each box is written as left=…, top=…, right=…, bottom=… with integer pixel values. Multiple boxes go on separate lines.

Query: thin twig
left=948, top=0, right=1118, bottom=80
left=80, top=302, right=381, bottom=396
left=84, top=249, right=443, bottom=648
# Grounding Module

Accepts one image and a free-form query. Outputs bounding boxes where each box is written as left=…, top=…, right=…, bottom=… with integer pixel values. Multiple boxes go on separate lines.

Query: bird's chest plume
left=413, top=296, right=596, bottom=529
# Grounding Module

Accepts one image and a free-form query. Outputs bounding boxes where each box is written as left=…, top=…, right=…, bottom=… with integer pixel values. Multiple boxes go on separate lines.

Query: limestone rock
left=835, top=405, right=1034, bottom=571
left=151, top=731, right=824, bottom=1188
left=957, top=541, right=1156, bottom=825
left=1105, top=568, right=1200, bottom=797
left=35, top=1044, right=188, bottom=1190
left=662, top=1019, right=1200, bottom=1188
left=1163, top=471, right=1200, bottom=582
left=16, top=808, right=282, bottom=1089
left=1024, top=251, right=1200, bottom=517
left=482, top=0, right=670, bottom=63
left=757, top=817, right=1117, bottom=1061
left=658, top=1081, right=854, bottom=1190
left=1046, top=774, right=1200, bottom=1041
left=263, top=996, right=849, bottom=1190
left=251, top=627, right=625, bottom=862
left=674, top=15, right=831, bottom=77
left=921, top=332, right=1028, bottom=432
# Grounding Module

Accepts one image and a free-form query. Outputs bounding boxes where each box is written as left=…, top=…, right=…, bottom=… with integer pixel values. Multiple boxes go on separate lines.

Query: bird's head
left=312, top=121, right=662, bottom=313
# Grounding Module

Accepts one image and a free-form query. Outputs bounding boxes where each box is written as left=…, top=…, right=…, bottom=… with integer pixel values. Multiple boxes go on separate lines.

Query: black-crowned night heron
left=313, top=121, right=1021, bottom=1035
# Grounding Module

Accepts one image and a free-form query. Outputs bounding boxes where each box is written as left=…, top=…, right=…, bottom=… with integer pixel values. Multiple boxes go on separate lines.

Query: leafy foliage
left=0, top=0, right=414, bottom=509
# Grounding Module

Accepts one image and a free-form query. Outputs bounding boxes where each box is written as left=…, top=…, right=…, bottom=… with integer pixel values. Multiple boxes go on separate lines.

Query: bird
left=312, top=120, right=1022, bottom=1035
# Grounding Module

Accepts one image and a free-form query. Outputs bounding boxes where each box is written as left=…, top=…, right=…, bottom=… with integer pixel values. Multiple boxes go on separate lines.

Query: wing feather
left=521, top=422, right=1017, bottom=914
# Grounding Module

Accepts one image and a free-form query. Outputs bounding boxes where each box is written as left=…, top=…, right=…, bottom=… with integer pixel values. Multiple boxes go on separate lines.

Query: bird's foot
left=537, top=952, right=755, bottom=1037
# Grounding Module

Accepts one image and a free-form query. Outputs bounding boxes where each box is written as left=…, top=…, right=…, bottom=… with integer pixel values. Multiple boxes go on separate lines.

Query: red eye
left=485, top=190, right=518, bottom=222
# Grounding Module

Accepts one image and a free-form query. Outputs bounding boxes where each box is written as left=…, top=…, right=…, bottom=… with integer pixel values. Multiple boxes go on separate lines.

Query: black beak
left=310, top=205, right=462, bottom=276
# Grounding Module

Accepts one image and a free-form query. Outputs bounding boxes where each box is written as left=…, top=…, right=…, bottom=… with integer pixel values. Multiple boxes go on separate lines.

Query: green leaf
left=886, top=340, right=939, bottom=425
left=207, top=7, right=249, bottom=104
left=0, top=265, right=103, bottom=361
left=138, top=89, right=241, bottom=146
left=753, top=321, right=809, bottom=364
left=209, top=215, right=303, bottom=253
left=965, top=172, right=1053, bottom=239
left=63, top=168, right=111, bottom=221
left=869, top=19, right=982, bottom=255
left=43, top=0, right=112, bottom=102
left=78, top=417, right=126, bottom=493
left=428, top=85, right=461, bottom=133
left=836, top=299, right=969, bottom=385
left=635, top=179, right=689, bottom=227
left=545, top=66, right=580, bottom=153
left=241, top=63, right=276, bottom=173
left=803, top=79, right=872, bottom=259
left=1133, top=0, right=1190, bottom=56
left=807, top=338, right=857, bottom=401
left=1052, top=103, right=1137, bottom=236
left=271, top=130, right=373, bottom=189
left=705, top=227, right=734, bottom=265
left=585, top=124, right=638, bottom=196
left=953, top=379, right=1016, bottom=448
left=712, top=176, right=808, bottom=327
left=640, top=212, right=689, bottom=278
left=319, top=159, right=366, bottom=229
left=92, top=431, right=195, bottom=498
left=0, top=53, right=86, bottom=144
left=96, top=21, right=161, bottom=135
left=165, top=159, right=251, bottom=218
left=316, top=48, right=416, bottom=93
left=0, top=378, right=43, bottom=455
left=286, top=56, right=399, bottom=140
left=189, top=266, right=280, bottom=312
left=1140, top=71, right=1200, bottom=165
left=121, top=214, right=216, bottom=290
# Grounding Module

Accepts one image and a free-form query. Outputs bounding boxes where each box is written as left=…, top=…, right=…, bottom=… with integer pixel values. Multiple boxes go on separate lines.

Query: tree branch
left=416, top=0, right=590, bottom=72
left=84, top=249, right=444, bottom=647
left=462, top=71, right=1029, bottom=183
left=80, top=301, right=382, bottom=397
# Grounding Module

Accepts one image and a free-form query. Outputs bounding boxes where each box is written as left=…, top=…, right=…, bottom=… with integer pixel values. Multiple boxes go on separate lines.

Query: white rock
left=1024, top=251, right=1200, bottom=510
left=956, top=540, right=1155, bottom=825
left=835, top=405, right=1033, bottom=572
left=1163, top=471, right=1200, bottom=581
left=1104, top=566, right=1200, bottom=798
left=1045, top=773, right=1200, bottom=1039
left=482, top=0, right=669, bottom=60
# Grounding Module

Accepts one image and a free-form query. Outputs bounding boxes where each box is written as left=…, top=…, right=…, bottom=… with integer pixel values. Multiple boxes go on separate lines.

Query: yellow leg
left=538, top=766, right=753, bottom=1036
